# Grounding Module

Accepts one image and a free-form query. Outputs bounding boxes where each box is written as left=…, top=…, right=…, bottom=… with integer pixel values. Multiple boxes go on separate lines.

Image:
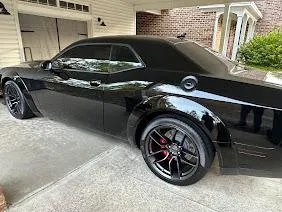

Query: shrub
left=238, top=29, right=282, bottom=70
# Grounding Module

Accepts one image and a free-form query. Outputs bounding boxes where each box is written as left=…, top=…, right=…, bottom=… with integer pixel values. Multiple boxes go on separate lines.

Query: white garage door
left=57, top=18, right=88, bottom=50
left=19, top=13, right=87, bottom=61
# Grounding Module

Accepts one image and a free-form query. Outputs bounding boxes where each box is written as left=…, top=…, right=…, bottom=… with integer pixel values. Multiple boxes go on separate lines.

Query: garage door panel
left=19, top=14, right=87, bottom=61
left=19, top=14, right=57, bottom=29
left=57, top=18, right=87, bottom=50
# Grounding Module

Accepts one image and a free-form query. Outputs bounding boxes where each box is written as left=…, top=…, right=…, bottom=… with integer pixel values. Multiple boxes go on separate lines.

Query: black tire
left=4, top=80, right=34, bottom=119
left=140, top=115, right=215, bottom=186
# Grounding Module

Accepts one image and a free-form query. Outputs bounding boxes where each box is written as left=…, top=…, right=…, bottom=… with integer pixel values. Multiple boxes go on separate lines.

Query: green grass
left=244, top=64, right=282, bottom=72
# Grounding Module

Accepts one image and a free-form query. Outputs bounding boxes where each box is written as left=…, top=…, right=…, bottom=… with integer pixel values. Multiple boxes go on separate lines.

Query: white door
left=19, top=14, right=87, bottom=61
left=57, top=18, right=88, bottom=50
left=19, top=14, right=60, bottom=61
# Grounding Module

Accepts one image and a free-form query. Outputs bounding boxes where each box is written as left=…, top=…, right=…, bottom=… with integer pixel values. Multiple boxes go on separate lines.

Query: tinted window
left=52, top=45, right=111, bottom=73
left=109, top=45, right=143, bottom=72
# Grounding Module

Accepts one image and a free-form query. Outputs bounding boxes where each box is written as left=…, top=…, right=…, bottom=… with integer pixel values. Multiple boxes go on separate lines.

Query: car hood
left=0, top=61, right=44, bottom=75
left=12, top=61, right=44, bottom=69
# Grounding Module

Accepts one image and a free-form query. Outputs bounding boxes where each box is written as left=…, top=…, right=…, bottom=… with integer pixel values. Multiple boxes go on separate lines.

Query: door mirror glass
left=41, top=60, right=52, bottom=71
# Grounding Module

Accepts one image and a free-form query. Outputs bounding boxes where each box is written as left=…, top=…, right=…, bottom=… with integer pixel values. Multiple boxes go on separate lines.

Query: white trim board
left=17, top=1, right=92, bottom=21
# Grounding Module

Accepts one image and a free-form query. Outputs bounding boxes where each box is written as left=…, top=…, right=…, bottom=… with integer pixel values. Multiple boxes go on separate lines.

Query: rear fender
left=127, top=95, right=235, bottom=168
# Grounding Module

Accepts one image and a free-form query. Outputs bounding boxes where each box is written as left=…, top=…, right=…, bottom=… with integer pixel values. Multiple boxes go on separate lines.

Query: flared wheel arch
left=129, top=99, right=232, bottom=168
left=1, top=74, right=41, bottom=117
left=134, top=110, right=216, bottom=148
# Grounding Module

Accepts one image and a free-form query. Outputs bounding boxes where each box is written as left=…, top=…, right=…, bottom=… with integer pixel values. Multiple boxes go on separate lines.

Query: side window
left=52, top=45, right=111, bottom=73
left=109, top=45, right=144, bottom=72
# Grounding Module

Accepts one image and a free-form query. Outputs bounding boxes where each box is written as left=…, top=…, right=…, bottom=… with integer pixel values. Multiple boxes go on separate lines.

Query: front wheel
left=140, top=116, right=215, bottom=185
left=4, top=80, right=34, bottom=119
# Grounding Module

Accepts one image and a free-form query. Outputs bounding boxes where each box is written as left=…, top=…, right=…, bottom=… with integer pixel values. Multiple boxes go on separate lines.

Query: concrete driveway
left=0, top=101, right=281, bottom=212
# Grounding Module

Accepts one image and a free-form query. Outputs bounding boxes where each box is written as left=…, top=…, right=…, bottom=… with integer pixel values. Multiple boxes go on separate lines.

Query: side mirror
left=40, top=60, right=52, bottom=71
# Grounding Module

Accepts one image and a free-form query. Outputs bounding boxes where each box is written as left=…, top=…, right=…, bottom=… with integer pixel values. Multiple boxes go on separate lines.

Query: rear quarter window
left=109, top=45, right=144, bottom=73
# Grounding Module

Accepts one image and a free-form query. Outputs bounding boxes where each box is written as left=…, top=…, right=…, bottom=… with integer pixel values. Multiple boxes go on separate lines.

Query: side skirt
left=221, top=167, right=282, bottom=178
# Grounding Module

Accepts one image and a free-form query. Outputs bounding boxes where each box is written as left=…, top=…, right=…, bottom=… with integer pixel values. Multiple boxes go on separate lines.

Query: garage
left=19, top=14, right=88, bottom=61
left=0, top=0, right=136, bottom=68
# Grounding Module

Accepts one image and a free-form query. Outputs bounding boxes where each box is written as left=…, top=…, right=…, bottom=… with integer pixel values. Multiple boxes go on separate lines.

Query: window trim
left=108, top=44, right=146, bottom=74
left=51, top=42, right=146, bottom=74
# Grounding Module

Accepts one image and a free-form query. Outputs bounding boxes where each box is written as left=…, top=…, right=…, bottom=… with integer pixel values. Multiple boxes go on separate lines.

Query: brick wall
left=215, top=16, right=222, bottom=51
left=136, top=1, right=282, bottom=47
left=136, top=8, right=216, bottom=47
left=255, top=0, right=282, bottom=34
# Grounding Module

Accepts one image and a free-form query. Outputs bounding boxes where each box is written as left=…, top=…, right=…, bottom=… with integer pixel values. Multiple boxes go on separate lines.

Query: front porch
left=201, top=2, right=263, bottom=60
left=136, top=1, right=263, bottom=61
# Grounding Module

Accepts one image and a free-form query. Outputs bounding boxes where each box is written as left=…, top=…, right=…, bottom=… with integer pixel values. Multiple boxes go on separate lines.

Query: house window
left=48, top=0, right=56, bottom=6
left=38, top=0, right=47, bottom=5
left=76, top=4, right=82, bottom=11
left=82, top=5, right=89, bottom=12
left=67, top=2, right=75, bottom=10
left=20, top=0, right=57, bottom=7
left=59, top=1, right=67, bottom=8
left=59, top=1, right=90, bottom=13
left=19, top=0, right=90, bottom=13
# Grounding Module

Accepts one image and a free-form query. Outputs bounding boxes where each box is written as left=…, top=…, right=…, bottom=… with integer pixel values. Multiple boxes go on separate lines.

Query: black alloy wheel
left=141, top=116, right=214, bottom=185
left=4, top=80, right=33, bottom=119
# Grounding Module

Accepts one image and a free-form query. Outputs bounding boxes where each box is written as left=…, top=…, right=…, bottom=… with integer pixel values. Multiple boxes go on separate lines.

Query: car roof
left=65, top=35, right=230, bottom=75
left=72, top=35, right=183, bottom=46
left=67, top=35, right=205, bottom=72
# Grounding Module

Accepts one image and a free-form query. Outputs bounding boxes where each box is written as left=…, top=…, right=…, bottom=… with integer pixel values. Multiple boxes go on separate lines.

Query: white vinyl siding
left=0, top=0, right=136, bottom=68
left=93, top=0, right=136, bottom=36
left=0, top=0, right=21, bottom=68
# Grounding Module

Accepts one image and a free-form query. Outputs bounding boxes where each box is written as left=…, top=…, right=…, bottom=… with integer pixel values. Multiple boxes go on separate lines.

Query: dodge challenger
left=0, top=36, right=281, bottom=185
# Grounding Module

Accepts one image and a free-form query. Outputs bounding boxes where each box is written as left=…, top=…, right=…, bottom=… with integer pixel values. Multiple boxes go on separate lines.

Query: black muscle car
left=0, top=36, right=281, bottom=185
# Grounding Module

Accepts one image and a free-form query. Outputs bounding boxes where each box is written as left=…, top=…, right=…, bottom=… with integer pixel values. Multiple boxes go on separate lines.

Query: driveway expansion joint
left=8, top=144, right=122, bottom=209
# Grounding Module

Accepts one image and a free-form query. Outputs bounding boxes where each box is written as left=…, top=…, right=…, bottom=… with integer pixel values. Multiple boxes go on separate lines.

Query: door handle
left=89, top=80, right=101, bottom=87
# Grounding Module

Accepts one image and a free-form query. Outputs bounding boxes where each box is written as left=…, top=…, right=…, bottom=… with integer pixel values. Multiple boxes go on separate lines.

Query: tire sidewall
left=4, top=81, right=26, bottom=119
left=140, top=115, right=213, bottom=186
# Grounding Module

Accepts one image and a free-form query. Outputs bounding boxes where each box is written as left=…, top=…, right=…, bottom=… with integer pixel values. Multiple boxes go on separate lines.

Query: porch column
left=212, top=13, right=221, bottom=50
left=219, top=3, right=231, bottom=56
left=239, top=15, right=249, bottom=45
left=251, top=21, right=257, bottom=38
left=222, top=18, right=232, bottom=57
left=246, top=19, right=255, bottom=42
left=231, top=15, right=243, bottom=60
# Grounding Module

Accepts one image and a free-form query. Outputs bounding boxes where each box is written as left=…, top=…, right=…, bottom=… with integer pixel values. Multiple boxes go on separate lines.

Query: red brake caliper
left=160, top=138, right=171, bottom=160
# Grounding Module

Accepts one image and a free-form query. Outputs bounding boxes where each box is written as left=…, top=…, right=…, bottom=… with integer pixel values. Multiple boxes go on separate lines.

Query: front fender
left=1, top=70, right=41, bottom=116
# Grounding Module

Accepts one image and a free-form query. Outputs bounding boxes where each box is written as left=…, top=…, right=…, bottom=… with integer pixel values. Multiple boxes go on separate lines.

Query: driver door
left=34, top=44, right=111, bottom=132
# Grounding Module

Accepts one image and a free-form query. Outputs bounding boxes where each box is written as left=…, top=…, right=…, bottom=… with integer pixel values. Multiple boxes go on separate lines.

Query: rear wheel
left=4, top=80, right=34, bottom=119
left=140, top=115, right=214, bottom=185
